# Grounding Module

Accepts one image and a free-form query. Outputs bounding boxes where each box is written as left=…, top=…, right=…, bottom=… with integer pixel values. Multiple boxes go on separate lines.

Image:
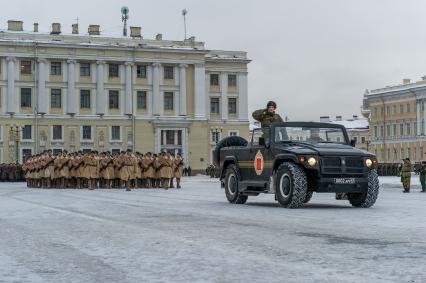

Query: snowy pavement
left=0, top=176, right=425, bottom=283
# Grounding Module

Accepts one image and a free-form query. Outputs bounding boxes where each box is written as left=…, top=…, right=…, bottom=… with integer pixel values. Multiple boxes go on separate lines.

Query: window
left=387, top=148, right=390, bottom=161
left=80, top=89, right=91, bottom=109
left=210, top=74, right=219, bottom=86
left=137, top=91, right=147, bottom=109
left=374, top=126, right=378, bottom=138
left=80, top=63, right=90, bottom=76
left=407, top=147, right=411, bottom=159
left=51, top=89, right=62, bottom=108
left=82, top=126, right=92, bottom=140
left=393, top=124, right=397, bottom=137
left=111, top=148, right=121, bottom=155
left=164, top=66, right=174, bottom=79
left=22, top=149, right=32, bottom=163
left=20, top=88, right=31, bottom=107
left=400, top=123, right=404, bottom=136
left=20, top=60, right=32, bottom=74
left=394, top=148, right=398, bottom=161
left=380, top=125, right=384, bottom=137
left=228, top=74, right=237, bottom=87
left=407, top=103, right=410, bottom=113
left=210, top=97, right=220, bottom=114
left=386, top=125, right=390, bottom=137
left=52, top=125, right=62, bottom=140
left=228, top=98, right=237, bottom=114
left=400, top=104, right=403, bottom=114
left=164, top=92, right=174, bottom=111
left=111, top=126, right=121, bottom=141
left=136, top=65, right=147, bottom=78
left=407, top=123, right=411, bottom=136
left=393, top=105, right=396, bottom=115
left=109, top=64, right=119, bottom=77
left=386, top=106, right=390, bottom=116
left=400, top=148, right=404, bottom=159
left=166, top=130, right=174, bottom=145
left=50, top=62, right=62, bottom=75
left=361, top=137, right=366, bottom=143
left=229, top=131, right=238, bottom=137
left=109, top=90, right=119, bottom=109
left=22, top=125, right=32, bottom=140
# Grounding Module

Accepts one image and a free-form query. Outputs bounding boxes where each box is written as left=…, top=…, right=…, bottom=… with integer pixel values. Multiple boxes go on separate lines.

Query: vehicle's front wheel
left=275, top=162, right=307, bottom=208
left=348, top=169, right=379, bottom=208
left=224, top=165, right=248, bottom=204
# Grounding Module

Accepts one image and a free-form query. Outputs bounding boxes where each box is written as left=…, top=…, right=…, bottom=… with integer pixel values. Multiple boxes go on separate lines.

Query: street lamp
left=10, top=125, right=24, bottom=163
left=366, top=140, right=371, bottom=152
left=211, top=126, right=223, bottom=145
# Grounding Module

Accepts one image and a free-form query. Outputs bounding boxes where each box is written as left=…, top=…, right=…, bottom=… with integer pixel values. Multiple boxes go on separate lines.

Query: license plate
left=334, top=178, right=355, bottom=184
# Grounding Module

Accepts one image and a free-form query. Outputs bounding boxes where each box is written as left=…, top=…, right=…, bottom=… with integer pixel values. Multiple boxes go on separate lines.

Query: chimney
left=403, top=78, right=411, bottom=84
left=353, top=115, right=358, bottom=120
left=130, top=26, right=141, bottom=38
left=72, top=23, right=79, bottom=34
left=336, top=115, right=342, bottom=121
left=155, top=33, right=163, bottom=40
left=88, top=25, right=100, bottom=35
left=51, top=23, right=61, bottom=35
left=320, top=116, right=330, bottom=123
left=33, top=23, right=39, bottom=32
left=8, top=20, right=23, bottom=31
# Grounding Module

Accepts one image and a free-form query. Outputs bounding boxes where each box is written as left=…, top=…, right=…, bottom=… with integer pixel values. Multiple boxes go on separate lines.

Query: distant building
left=362, top=77, right=426, bottom=163
left=320, top=115, right=370, bottom=151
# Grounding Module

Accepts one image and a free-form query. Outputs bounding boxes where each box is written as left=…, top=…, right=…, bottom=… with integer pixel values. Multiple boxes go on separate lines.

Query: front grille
left=321, top=156, right=365, bottom=175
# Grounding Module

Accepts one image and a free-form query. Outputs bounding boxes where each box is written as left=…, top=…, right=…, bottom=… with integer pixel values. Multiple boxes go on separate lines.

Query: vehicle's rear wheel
left=224, top=165, right=248, bottom=204
left=304, top=192, right=313, bottom=203
left=348, top=169, right=379, bottom=208
left=275, top=162, right=307, bottom=208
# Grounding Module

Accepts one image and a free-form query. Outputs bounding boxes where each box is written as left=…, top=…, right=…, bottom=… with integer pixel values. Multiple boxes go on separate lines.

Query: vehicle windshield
left=274, top=126, right=347, bottom=145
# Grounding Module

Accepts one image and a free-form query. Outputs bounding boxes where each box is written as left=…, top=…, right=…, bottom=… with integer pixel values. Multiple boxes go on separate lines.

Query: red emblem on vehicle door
left=254, top=150, right=264, bottom=175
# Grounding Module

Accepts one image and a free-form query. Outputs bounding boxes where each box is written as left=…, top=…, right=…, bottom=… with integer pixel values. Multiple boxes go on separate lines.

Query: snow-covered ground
left=0, top=176, right=425, bottom=283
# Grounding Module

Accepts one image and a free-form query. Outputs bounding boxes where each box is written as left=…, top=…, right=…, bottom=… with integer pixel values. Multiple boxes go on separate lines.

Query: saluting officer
left=252, top=101, right=283, bottom=141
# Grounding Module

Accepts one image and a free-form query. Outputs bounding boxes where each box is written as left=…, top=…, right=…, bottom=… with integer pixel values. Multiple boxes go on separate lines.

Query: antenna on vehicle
left=121, top=6, right=129, bottom=37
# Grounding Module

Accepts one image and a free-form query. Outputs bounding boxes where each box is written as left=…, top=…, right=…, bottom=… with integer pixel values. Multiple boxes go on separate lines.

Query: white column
left=417, top=100, right=421, bottom=135
left=238, top=72, right=248, bottom=121
left=6, top=57, right=16, bottom=114
left=152, top=63, right=161, bottom=116
left=423, top=100, right=426, bottom=135
left=96, top=61, right=105, bottom=115
left=178, top=64, right=187, bottom=116
left=66, top=60, right=77, bottom=115
left=194, top=63, right=206, bottom=119
left=124, top=62, right=133, bottom=116
left=37, top=58, right=48, bottom=114
left=220, top=73, right=228, bottom=120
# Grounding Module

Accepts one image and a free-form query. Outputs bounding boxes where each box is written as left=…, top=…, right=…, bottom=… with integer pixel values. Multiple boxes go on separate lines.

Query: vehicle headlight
left=307, top=157, right=317, bottom=166
left=365, top=159, right=373, bottom=167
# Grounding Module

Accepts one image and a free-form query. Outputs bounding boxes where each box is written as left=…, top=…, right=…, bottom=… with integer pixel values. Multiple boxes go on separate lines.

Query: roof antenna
left=121, top=6, right=129, bottom=37
left=182, top=9, right=188, bottom=40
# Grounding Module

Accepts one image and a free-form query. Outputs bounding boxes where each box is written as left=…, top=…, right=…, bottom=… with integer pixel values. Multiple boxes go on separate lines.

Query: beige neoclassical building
left=0, top=20, right=250, bottom=172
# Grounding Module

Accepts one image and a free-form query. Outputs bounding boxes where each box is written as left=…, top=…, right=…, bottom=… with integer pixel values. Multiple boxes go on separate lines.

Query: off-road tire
left=213, top=136, right=248, bottom=167
left=275, top=162, right=307, bottom=208
left=304, top=192, right=313, bottom=204
left=348, top=169, right=379, bottom=208
left=224, top=165, right=248, bottom=204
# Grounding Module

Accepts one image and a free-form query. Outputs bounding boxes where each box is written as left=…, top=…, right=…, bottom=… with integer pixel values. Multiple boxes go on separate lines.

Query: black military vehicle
left=214, top=122, right=379, bottom=208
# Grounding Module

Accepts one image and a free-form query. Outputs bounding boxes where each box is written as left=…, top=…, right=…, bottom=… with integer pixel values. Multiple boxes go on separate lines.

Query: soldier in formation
left=22, top=150, right=185, bottom=190
left=0, top=163, right=24, bottom=182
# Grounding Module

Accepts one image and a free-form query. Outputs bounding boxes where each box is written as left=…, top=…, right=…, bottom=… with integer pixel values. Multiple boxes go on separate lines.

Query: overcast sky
left=2, top=0, right=426, bottom=121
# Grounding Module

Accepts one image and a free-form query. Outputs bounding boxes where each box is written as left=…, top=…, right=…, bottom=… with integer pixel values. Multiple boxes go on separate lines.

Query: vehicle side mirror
left=350, top=139, right=356, bottom=147
left=259, top=137, right=266, bottom=146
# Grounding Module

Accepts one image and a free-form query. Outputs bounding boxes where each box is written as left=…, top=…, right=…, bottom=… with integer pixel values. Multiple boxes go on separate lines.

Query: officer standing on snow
left=419, top=161, right=426, bottom=192
left=400, top=158, right=412, bottom=193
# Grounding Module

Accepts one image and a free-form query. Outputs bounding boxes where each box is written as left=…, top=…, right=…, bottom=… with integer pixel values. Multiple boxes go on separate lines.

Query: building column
left=96, top=61, right=105, bottom=115
left=37, top=58, right=48, bottom=114
left=238, top=72, right=248, bottom=121
left=417, top=100, right=421, bottom=135
left=220, top=73, right=228, bottom=120
left=6, top=57, right=16, bottom=114
left=124, top=62, right=133, bottom=116
left=152, top=63, right=161, bottom=116
left=423, top=100, right=426, bottom=135
left=194, top=63, right=206, bottom=119
left=66, top=60, right=77, bottom=115
left=178, top=64, right=187, bottom=116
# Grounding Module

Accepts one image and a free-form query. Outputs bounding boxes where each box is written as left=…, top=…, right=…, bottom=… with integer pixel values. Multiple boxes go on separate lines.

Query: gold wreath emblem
left=254, top=150, right=264, bottom=175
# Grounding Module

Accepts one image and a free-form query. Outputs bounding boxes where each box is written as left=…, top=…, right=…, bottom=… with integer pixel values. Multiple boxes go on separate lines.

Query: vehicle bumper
left=316, top=177, right=368, bottom=193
